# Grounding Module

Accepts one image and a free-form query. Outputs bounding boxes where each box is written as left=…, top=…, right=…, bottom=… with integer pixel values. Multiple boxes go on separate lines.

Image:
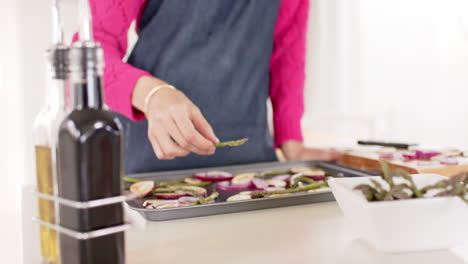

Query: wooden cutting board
left=339, top=153, right=468, bottom=177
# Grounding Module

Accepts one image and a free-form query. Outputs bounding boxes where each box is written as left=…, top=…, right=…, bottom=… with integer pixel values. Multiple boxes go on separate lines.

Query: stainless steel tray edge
left=125, top=161, right=371, bottom=221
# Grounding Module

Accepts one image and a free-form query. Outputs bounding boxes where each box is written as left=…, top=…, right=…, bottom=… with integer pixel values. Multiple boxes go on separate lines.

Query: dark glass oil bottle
left=57, top=39, right=125, bottom=263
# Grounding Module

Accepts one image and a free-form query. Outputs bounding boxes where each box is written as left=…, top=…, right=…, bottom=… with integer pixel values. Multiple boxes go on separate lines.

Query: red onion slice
left=252, top=178, right=268, bottom=189
left=156, top=202, right=188, bottom=209
left=264, top=187, right=286, bottom=192
left=129, top=181, right=155, bottom=198
left=272, top=175, right=291, bottom=182
left=194, top=171, right=233, bottom=182
left=154, top=192, right=191, bottom=200
left=216, top=180, right=253, bottom=192
left=415, top=150, right=441, bottom=160
left=402, top=153, right=418, bottom=161
left=178, top=196, right=200, bottom=204
left=379, top=153, right=394, bottom=160
left=143, top=199, right=178, bottom=209
left=439, top=158, right=459, bottom=166
left=304, top=175, right=327, bottom=181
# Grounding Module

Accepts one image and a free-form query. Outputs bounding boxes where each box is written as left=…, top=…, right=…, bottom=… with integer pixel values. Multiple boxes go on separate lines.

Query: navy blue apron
left=117, top=0, right=281, bottom=173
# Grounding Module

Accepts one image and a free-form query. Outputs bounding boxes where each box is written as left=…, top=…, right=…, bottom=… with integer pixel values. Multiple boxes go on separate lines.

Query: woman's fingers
left=149, top=124, right=190, bottom=160
left=143, top=85, right=217, bottom=158
left=173, top=110, right=215, bottom=155
left=148, top=132, right=165, bottom=159
left=190, top=107, right=219, bottom=144
left=164, top=117, right=201, bottom=154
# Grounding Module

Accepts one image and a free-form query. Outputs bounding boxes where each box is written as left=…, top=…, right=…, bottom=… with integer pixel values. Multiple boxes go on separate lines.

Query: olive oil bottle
left=32, top=1, right=69, bottom=263
left=32, top=30, right=70, bottom=264
left=57, top=1, right=124, bottom=263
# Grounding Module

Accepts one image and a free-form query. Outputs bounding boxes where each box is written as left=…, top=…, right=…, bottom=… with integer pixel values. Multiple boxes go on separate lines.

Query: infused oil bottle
left=32, top=13, right=70, bottom=262
left=57, top=17, right=125, bottom=264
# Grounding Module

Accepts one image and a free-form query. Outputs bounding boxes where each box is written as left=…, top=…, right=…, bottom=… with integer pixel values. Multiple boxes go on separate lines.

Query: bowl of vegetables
left=329, top=161, right=468, bottom=253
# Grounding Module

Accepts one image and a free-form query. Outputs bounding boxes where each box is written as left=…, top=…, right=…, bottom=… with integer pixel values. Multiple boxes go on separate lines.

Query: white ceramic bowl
left=329, top=174, right=468, bottom=253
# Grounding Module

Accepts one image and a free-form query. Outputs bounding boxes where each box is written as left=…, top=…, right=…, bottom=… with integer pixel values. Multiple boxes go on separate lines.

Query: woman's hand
left=280, top=140, right=341, bottom=161
left=132, top=76, right=218, bottom=160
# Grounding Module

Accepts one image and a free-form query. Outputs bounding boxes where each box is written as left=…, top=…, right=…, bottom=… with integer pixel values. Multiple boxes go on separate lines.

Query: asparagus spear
left=215, top=138, right=249, bottom=147
left=158, top=180, right=212, bottom=188
left=258, top=170, right=292, bottom=177
left=191, top=192, right=219, bottom=205
left=123, top=177, right=142, bottom=184
left=251, top=181, right=327, bottom=199
left=290, top=176, right=316, bottom=188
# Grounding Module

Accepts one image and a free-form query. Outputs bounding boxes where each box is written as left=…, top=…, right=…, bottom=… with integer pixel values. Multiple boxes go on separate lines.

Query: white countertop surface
left=125, top=201, right=468, bottom=264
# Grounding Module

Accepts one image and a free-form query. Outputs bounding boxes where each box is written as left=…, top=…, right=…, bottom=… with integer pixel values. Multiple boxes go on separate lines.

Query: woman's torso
left=117, top=0, right=282, bottom=173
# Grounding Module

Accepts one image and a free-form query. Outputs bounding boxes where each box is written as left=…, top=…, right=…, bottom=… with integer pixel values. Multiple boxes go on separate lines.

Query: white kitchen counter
left=125, top=201, right=468, bottom=264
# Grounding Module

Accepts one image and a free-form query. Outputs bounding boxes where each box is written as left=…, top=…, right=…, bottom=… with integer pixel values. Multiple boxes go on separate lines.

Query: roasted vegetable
left=191, top=192, right=219, bottom=205
left=129, top=181, right=155, bottom=198
left=194, top=171, right=233, bottom=182
left=124, top=176, right=212, bottom=187
left=153, top=185, right=208, bottom=199
left=251, top=181, right=327, bottom=199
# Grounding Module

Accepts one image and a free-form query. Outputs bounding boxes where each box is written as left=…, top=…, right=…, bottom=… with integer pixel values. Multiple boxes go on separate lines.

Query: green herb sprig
left=354, top=161, right=468, bottom=203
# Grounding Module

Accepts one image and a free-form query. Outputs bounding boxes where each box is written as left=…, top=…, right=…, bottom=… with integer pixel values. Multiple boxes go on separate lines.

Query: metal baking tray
left=125, top=161, right=371, bottom=221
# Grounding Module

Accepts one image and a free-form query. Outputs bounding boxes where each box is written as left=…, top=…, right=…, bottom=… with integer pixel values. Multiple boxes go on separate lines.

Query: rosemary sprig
left=251, top=181, right=327, bottom=199
left=215, top=138, right=249, bottom=147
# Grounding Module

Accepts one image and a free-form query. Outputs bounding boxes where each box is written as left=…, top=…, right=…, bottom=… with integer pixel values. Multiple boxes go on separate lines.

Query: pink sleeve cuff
left=270, top=0, right=309, bottom=148
left=104, top=63, right=152, bottom=121
left=273, top=111, right=304, bottom=148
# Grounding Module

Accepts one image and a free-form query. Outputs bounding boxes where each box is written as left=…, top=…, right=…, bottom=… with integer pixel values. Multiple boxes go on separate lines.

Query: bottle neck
left=73, top=73, right=103, bottom=109
left=48, top=78, right=69, bottom=113
left=46, top=45, right=70, bottom=113
left=70, top=42, right=104, bottom=110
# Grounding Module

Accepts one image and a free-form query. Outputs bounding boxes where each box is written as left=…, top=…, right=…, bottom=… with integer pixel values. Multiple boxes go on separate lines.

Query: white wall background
left=0, top=0, right=26, bottom=262
left=1, top=0, right=468, bottom=262
left=305, top=0, right=468, bottom=149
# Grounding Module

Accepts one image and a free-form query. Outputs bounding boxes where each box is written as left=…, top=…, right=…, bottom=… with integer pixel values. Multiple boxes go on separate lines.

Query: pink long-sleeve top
left=89, top=0, right=308, bottom=148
